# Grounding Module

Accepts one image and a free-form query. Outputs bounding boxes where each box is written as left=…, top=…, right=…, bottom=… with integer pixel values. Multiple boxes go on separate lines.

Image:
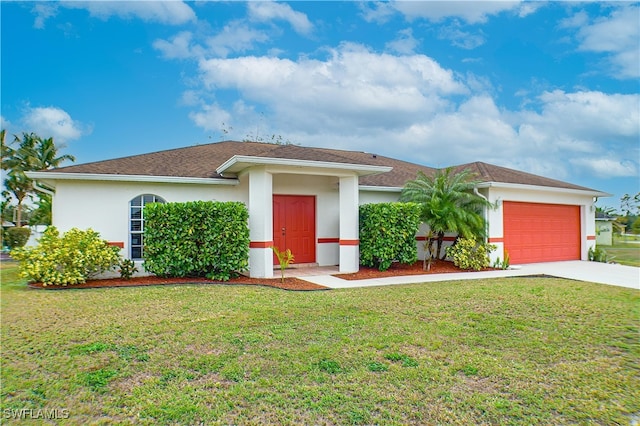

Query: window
left=130, top=194, right=165, bottom=259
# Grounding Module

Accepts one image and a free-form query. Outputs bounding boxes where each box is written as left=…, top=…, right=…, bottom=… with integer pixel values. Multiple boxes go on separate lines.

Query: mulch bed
left=26, top=260, right=490, bottom=291
left=337, top=259, right=491, bottom=280
left=28, top=275, right=328, bottom=292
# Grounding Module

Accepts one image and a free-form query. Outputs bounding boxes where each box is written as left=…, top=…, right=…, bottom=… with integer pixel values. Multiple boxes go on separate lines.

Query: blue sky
left=2, top=1, right=639, bottom=210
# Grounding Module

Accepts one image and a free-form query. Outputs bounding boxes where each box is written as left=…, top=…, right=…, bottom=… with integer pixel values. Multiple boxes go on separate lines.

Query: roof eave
left=217, top=155, right=392, bottom=176
left=476, top=181, right=611, bottom=197
left=359, top=185, right=402, bottom=192
left=25, top=171, right=239, bottom=186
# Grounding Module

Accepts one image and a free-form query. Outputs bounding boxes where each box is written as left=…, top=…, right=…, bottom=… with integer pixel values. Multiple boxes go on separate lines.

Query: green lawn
left=1, top=263, right=639, bottom=425
left=601, top=235, right=640, bottom=267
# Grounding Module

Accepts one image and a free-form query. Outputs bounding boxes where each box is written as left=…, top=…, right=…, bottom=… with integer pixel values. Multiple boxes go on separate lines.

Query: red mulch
left=27, top=275, right=327, bottom=292
left=27, top=260, right=489, bottom=291
left=337, top=259, right=492, bottom=280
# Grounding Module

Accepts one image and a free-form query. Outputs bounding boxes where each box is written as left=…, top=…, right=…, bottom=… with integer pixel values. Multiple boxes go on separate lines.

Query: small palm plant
left=271, top=246, right=294, bottom=284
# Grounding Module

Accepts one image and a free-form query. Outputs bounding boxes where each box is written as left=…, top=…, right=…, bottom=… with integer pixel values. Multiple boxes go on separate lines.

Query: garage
left=503, top=201, right=581, bottom=264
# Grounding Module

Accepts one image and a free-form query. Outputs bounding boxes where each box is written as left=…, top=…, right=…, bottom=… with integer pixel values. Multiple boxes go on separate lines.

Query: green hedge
left=143, top=201, right=249, bottom=281
left=359, top=202, right=422, bottom=271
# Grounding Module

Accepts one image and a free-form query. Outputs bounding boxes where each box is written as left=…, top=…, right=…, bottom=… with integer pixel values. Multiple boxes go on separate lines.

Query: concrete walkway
left=300, top=261, right=639, bottom=290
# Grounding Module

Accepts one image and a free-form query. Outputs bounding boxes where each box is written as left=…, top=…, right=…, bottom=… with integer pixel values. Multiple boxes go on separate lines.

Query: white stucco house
left=27, top=141, right=608, bottom=278
left=595, top=212, right=616, bottom=246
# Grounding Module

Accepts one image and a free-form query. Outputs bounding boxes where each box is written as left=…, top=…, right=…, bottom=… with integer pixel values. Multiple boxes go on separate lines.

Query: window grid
left=130, top=194, right=165, bottom=260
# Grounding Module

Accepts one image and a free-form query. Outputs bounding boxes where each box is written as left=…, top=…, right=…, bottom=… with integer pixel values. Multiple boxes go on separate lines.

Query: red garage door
left=503, top=201, right=581, bottom=264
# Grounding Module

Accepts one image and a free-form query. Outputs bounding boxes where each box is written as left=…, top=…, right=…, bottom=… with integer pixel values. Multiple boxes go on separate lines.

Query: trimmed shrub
left=119, top=259, right=138, bottom=280
left=359, top=202, right=422, bottom=271
left=445, top=237, right=496, bottom=271
left=5, top=227, right=31, bottom=249
left=11, top=227, right=121, bottom=286
left=143, top=201, right=249, bottom=281
left=588, top=246, right=609, bottom=263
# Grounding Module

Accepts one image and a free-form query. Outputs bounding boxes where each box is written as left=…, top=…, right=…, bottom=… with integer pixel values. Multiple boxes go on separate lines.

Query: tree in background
left=619, top=192, right=640, bottom=234
left=1, top=131, right=75, bottom=226
left=596, top=193, right=640, bottom=235
left=399, top=168, right=491, bottom=261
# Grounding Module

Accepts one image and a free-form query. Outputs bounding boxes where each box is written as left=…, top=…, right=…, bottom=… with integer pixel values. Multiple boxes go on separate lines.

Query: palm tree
left=33, top=136, right=75, bottom=171
left=400, top=168, right=491, bottom=267
left=1, top=132, right=75, bottom=226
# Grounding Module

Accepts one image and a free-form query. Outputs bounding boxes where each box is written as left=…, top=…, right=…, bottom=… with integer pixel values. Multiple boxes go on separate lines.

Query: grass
left=1, top=261, right=639, bottom=425
left=600, top=235, right=640, bottom=267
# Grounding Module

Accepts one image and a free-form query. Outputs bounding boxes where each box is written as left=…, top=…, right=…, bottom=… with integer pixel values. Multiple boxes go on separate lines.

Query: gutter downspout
left=32, top=180, right=55, bottom=197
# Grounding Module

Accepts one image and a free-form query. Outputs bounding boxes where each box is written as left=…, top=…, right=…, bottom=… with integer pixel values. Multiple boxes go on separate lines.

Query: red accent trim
left=318, top=238, right=339, bottom=244
left=587, top=235, right=596, bottom=240
left=339, top=239, right=360, bottom=246
left=108, top=241, right=124, bottom=248
left=250, top=241, right=273, bottom=248
left=488, top=237, right=504, bottom=243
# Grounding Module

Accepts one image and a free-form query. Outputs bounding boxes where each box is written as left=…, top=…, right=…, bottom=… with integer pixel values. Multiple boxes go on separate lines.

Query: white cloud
left=61, top=0, right=196, bottom=25
left=438, top=21, right=485, bottom=49
left=360, top=1, right=533, bottom=24
left=188, top=103, right=231, bottom=132
left=574, top=5, right=640, bottom=79
left=559, top=10, right=589, bottom=29
left=21, top=106, right=89, bottom=143
left=195, top=43, right=467, bottom=134
left=154, top=22, right=270, bottom=60
left=153, top=31, right=200, bottom=59
left=569, top=157, right=638, bottom=178
left=247, top=1, right=313, bottom=35
left=31, top=3, right=58, bottom=29
left=531, top=90, right=640, bottom=140
left=186, top=37, right=639, bottom=180
left=391, top=1, right=524, bottom=24
left=205, top=21, right=270, bottom=58
left=385, top=28, right=420, bottom=54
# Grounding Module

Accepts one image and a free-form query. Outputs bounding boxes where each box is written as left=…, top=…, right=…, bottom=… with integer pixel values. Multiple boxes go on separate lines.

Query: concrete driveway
left=301, top=261, right=639, bottom=290
left=514, top=261, right=639, bottom=289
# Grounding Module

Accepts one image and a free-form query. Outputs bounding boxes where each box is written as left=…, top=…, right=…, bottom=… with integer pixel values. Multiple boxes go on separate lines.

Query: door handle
left=282, top=227, right=286, bottom=236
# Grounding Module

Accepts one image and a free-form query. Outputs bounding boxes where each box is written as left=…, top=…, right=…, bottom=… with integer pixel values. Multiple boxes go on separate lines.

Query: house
left=595, top=211, right=616, bottom=246
left=27, top=141, right=609, bottom=277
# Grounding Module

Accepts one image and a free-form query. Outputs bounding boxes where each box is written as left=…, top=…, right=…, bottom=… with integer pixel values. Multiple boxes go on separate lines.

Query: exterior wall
left=52, top=179, right=245, bottom=262
left=483, top=186, right=596, bottom=264
left=49, top=176, right=598, bottom=276
left=50, top=172, right=352, bottom=276
left=359, top=190, right=400, bottom=205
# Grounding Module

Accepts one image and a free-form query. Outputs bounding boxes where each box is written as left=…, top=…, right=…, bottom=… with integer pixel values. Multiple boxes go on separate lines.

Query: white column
left=248, top=167, right=274, bottom=278
left=583, top=204, right=596, bottom=261
left=339, top=175, right=359, bottom=273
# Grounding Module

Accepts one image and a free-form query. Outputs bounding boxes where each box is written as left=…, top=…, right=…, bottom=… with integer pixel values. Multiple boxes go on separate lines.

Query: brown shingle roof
left=451, top=161, right=597, bottom=192
left=44, top=140, right=437, bottom=186
left=43, top=141, right=599, bottom=192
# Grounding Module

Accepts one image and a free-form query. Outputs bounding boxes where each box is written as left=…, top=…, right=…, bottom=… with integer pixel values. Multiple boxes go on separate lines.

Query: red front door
left=273, top=195, right=316, bottom=264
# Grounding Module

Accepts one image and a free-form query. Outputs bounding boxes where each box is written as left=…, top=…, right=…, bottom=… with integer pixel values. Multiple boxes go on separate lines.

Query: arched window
left=130, top=194, right=166, bottom=259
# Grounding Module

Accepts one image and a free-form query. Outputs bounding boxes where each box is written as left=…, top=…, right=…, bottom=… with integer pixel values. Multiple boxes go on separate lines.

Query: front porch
left=276, top=264, right=340, bottom=278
